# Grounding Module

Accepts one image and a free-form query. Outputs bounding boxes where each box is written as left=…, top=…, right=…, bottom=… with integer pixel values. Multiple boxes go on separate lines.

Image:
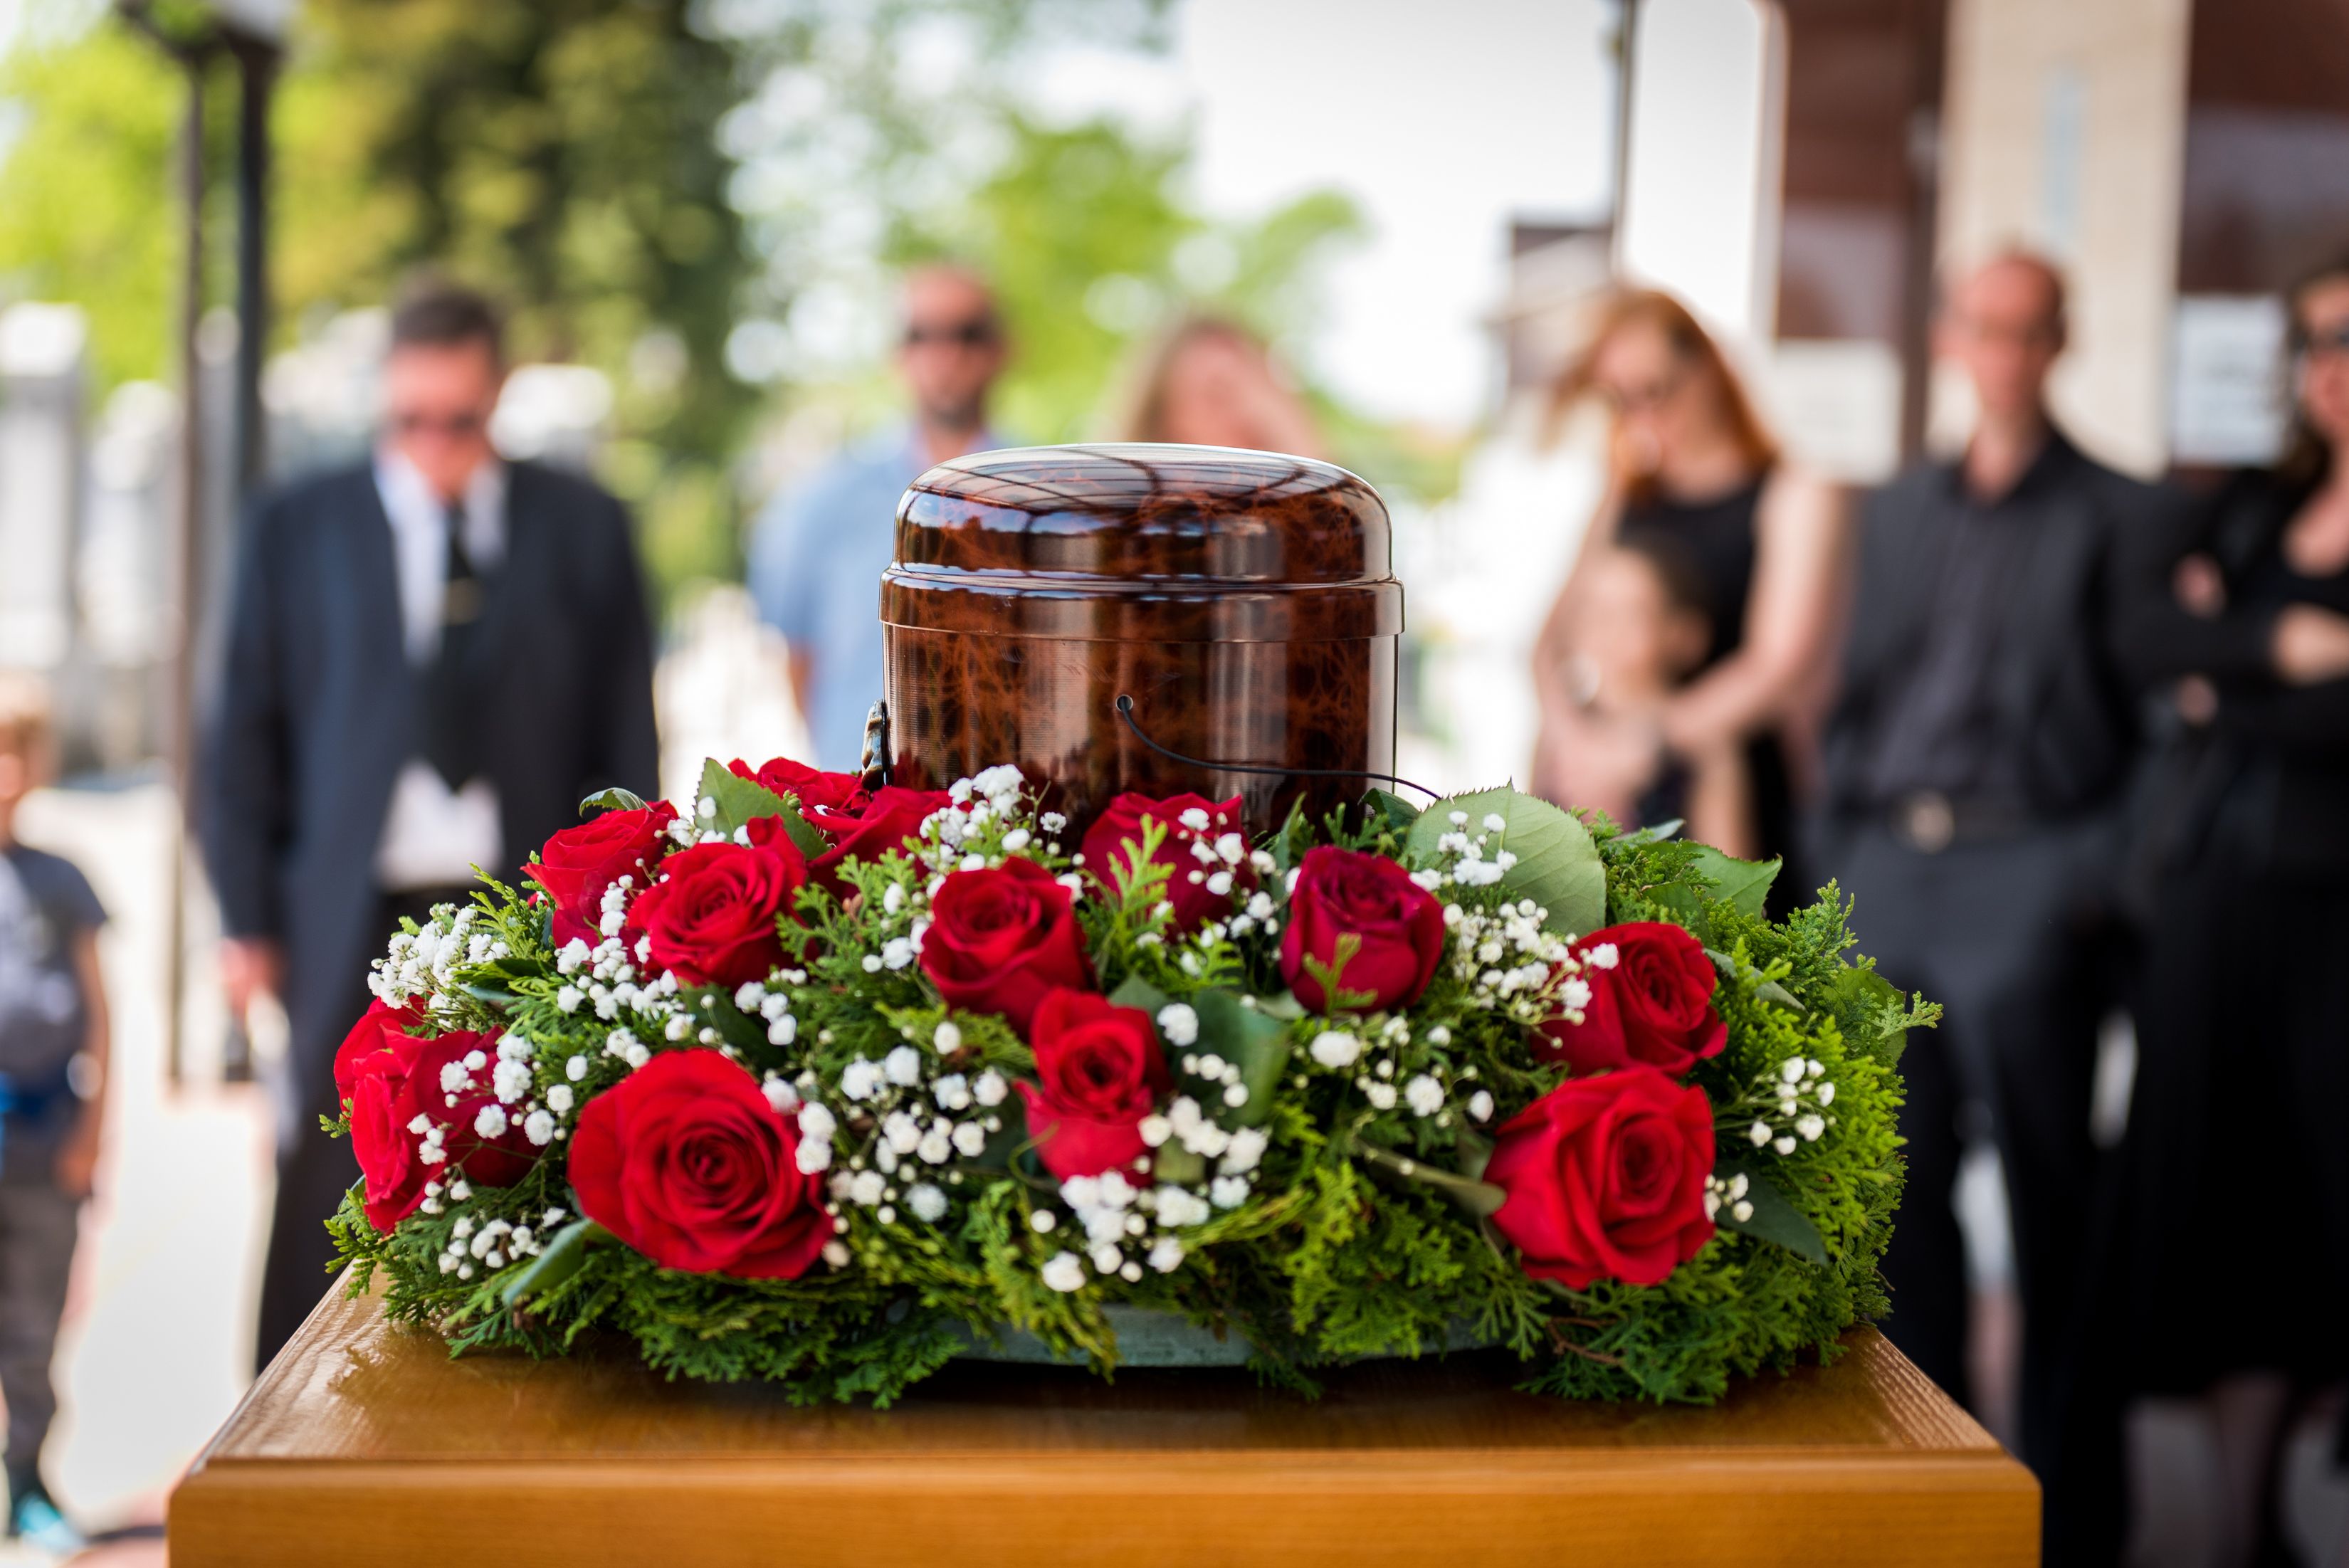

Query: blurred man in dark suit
left=201, top=280, right=658, bottom=1369
left=1814, top=252, right=2151, bottom=1517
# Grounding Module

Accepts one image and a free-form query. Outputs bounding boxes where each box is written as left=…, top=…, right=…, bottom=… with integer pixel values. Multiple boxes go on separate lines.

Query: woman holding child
left=1530, top=291, right=1850, bottom=896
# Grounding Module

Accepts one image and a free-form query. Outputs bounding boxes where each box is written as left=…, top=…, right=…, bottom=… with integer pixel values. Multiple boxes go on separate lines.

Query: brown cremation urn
left=880, top=443, right=1402, bottom=839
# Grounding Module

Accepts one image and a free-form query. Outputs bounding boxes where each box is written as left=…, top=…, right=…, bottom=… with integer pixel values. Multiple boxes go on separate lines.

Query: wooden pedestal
left=169, top=1280, right=2038, bottom=1567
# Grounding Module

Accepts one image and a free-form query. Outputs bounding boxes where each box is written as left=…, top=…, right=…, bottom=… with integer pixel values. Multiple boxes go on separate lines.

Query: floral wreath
left=329, top=756, right=1929, bottom=1405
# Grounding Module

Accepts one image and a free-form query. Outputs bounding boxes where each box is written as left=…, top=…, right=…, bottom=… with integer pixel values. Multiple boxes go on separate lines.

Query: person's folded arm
left=1659, top=466, right=1852, bottom=758
left=2108, top=485, right=2281, bottom=688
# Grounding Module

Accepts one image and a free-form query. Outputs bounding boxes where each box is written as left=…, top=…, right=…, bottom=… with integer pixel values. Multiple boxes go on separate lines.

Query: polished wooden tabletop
left=169, top=1278, right=2039, bottom=1567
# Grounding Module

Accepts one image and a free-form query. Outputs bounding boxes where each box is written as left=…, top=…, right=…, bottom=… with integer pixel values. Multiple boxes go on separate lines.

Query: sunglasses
left=903, top=317, right=1000, bottom=349
left=392, top=410, right=491, bottom=438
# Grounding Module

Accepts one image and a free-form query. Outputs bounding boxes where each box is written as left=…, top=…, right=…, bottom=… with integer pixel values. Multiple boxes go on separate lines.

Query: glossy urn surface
left=881, top=443, right=1402, bottom=838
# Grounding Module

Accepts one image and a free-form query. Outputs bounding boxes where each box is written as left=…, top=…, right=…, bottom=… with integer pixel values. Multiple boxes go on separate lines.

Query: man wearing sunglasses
left=750, top=264, right=1011, bottom=769
left=201, top=279, right=658, bottom=1371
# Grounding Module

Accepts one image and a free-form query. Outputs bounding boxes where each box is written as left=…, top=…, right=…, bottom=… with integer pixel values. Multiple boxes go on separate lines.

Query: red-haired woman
left=1532, top=291, right=1851, bottom=900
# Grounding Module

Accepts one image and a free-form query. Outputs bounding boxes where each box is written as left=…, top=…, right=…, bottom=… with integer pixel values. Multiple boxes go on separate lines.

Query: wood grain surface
left=169, top=1280, right=2039, bottom=1567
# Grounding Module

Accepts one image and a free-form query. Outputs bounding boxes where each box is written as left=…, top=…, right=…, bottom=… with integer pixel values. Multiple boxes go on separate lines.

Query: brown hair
left=1106, top=314, right=1274, bottom=445
left=2280, top=251, right=2349, bottom=487
left=0, top=673, right=53, bottom=768
left=391, top=276, right=506, bottom=364
left=1545, top=290, right=1778, bottom=502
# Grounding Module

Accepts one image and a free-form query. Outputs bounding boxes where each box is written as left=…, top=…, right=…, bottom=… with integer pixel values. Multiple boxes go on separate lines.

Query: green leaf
left=1151, top=1143, right=1206, bottom=1185
left=695, top=758, right=826, bottom=856
left=498, top=1218, right=609, bottom=1307
left=1711, top=1159, right=1829, bottom=1266
left=1704, top=948, right=1804, bottom=1013
left=578, top=785, right=649, bottom=816
left=1254, top=991, right=1306, bottom=1022
left=1828, top=961, right=1913, bottom=1068
left=1266, top=799, right=1311, bottom=876
left=1188, top=989, right=1290, bottom=1128
left=1362, top=787, right=1422, bottom=834
left=1687, top=844, right=1780, bottom=918
left=1108, top=974, right=1171, bottom=1016
left=1351, top=1138, right=1508, bottom=1219
left=1404, top=786, right=1606, bottom=937
left=684, top=985, right=769, bottom=1053
left=1617, top=817, right=1683, bottom=845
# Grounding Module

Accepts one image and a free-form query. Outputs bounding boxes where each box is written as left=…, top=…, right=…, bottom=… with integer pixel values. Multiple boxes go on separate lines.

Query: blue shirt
left=0, top=844, right=104, bottom=1090
left=748, top=426, right=1005, bottom=771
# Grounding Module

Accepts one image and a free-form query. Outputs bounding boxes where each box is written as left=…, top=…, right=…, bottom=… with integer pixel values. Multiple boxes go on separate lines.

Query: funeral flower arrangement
left=328, top=756, right=1928, bottom=1406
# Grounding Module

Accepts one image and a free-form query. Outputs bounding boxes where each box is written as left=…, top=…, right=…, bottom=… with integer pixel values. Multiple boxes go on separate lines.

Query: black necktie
left=419, top=500, right=488, bottom=790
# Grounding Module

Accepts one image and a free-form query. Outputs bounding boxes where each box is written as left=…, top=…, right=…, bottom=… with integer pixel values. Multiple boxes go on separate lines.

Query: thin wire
left=1113, top=693, right=1442, bottom=799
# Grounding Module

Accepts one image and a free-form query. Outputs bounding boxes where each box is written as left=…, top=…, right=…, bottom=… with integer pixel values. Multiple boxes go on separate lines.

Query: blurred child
left=0, top=676, right=107, bottom=1551
left=1559, top=537, right=1757, bottom=857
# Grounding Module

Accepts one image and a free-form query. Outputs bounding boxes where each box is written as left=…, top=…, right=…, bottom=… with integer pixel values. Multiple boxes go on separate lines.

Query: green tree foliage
left=0, top=14, right=184, bottom=389
left=273, top=0, right=754, bottom=596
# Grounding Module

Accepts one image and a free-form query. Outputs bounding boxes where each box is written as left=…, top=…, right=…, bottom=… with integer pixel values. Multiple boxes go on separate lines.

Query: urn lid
left=883, top=443, right=1402, bottom=642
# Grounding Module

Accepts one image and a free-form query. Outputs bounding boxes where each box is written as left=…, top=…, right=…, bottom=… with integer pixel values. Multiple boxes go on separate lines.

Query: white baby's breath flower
left=1404, top=1074, right=1444, bottom=1117
left=1309, top=1031, right=1362, bottom=1069
left=1040, top=1251, right=1086, bottom=1293
left=906, top=1183, right=949, bottom=1223
left=1156, top=1003, right=1199, bottom=1047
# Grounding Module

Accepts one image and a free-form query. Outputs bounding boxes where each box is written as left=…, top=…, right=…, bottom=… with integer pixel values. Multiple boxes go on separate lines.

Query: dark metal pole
left=164, top=55, right=206, bottom=1085
left=232, top=41, right=274, bottom=499
left=1611, top=0, right=1641, bottom=232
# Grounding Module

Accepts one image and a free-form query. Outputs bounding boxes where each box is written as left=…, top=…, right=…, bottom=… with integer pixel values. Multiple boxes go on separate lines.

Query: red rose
left=920, top=857, right=1093, bottom=1032
left=1015, top=988, right=1170, bottom=1179
left=338, top=1010, right=535, bottom=1231
left=1081, top=791, right=1255, bottom=934
left=1278, top=845, right=1446, bottom=1013
left=569, top=1049, right=833, bottom=1279
left=1535, top=922, right=1725, bottom=1077
left=528, top=802, right=678, bottom=948
left=630, top=819, right=808, bottom=989
left=1486, top=1065, right=1717, bottom=1289
left=806, top=784, right=953, bottom=893
left=730, top=756, right=869, bottom=815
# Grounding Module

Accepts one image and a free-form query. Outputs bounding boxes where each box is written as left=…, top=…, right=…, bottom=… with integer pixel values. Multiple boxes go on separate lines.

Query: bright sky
left=1040, top=0, right=1620, bottom=431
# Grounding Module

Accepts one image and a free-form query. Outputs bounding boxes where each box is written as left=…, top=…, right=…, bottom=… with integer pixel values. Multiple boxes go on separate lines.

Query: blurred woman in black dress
left=2106, top=255, right=2349, bottom=1567
left=1531, top=291, right=1850, bottom=905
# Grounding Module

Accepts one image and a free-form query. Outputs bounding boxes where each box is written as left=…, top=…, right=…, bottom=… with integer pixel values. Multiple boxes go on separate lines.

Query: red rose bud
left=528, top=801, right=678, bottom=948
left=1016, top=988, right=1170, bottom=1180
left=729, top=755, right=869, bottom=815
left=1278, top=845, right=1446, bottom=1014
left=1535, top=922, right=1725, bottom=1077
left=806, top=784, right=953, bottom=893
left=630, top=824, right=809, bottom=989
left=919, top=857, right=1092, bottom=1033
left=569, top=1049, right=833, bottom=1279
left=342, top=1018, right=536, bottom=1231
left=1081, top=791, right=1254, bottom=934
left=1486, top=1065, right=1717, bottom=1289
